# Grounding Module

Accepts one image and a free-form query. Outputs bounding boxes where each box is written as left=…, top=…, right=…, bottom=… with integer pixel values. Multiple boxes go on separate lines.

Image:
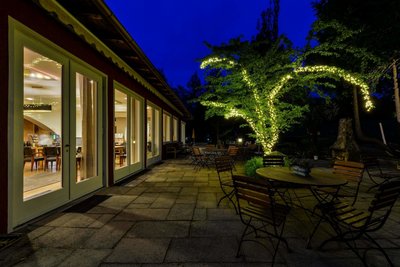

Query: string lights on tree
left=200, top=56, right=374, bottom=155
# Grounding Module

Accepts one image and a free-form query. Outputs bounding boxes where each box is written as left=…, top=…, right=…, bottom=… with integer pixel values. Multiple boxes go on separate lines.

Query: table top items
left=289, top=158, right=313, bottom=177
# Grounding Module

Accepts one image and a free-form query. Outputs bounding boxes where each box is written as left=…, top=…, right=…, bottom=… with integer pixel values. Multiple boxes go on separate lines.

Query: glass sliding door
left=147, top=103, right=161, bottom=165
left=181, top=121, right=186, bottom=144
left=114, top=85, right=143, bottom=181
left=163, top=113, right=171, bottom=142
left=75, top=73, right=98, bottom=181
left=114, top=89, right=128, bottom=170
left=173, top=117, right=178, bottom=142
left=130, top=97, right=142, bottom=165
left=70, top=63, right=103, bottom=198
left=11, top=22, right=105, bottom=228
left=22, top=47, right=63, bottom=201
left=12, top=27, right=70, bottom=227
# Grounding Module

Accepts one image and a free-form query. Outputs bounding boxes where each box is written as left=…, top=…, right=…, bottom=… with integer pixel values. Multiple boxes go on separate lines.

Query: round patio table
left=256, top=167, right=347, bottom=188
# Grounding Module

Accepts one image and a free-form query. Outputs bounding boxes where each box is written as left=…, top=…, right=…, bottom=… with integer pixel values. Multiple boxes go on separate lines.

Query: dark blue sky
left=105, top=1, right=315, bottom=88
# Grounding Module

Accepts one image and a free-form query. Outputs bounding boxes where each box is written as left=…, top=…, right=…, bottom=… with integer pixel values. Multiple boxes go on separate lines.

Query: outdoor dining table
left=256, top=166, right=348, bottom=188
left=202, top=148, right=228, bottom=159
left=256, top=166, right=348, bottom=247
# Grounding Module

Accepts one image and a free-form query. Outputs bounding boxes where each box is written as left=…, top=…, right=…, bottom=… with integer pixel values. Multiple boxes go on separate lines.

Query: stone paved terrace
left=1, top=158, right=400, bottom=266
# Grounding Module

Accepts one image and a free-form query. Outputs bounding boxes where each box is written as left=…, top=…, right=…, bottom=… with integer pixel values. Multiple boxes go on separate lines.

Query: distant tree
left=173, top=85, right=189, bottom=101
left=311, top=0, right=400, bottom=134
left=255, top=0, right=279, bottom=43
left=187, top=72, right=203, bottom=100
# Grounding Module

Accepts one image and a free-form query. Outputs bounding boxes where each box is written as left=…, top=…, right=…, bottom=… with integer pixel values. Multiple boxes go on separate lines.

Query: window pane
left=154, top=108, right=160, bottom=156
left=114, top=89, right=127, bottom=169
left=173, top=117, right=178, bottom=141
left=146, top=105, right=153, bottom=159
left=130, top=98, right=141, bottom=164
left=163, top=113, right=171, bottom=142
left=76, top=73, right=98, bottom=182
left=23, top=48, right=62, bottom=201
left=181, top=122, right=186, bottom=143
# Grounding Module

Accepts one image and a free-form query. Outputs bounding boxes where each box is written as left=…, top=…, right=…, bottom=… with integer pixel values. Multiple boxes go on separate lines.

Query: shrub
left=244, top=156, right=263, bottom=177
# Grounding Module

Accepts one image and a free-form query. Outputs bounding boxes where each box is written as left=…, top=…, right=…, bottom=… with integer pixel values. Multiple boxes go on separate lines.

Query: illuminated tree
left=199, top=38, right=373, bottom=155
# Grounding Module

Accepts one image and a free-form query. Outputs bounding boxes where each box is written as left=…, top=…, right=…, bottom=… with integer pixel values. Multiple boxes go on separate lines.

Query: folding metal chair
left=232, top=175, right=291, bottom=266
left=191, top=146, right=210, bottom=170
left=308, top=180, right=400, bottom=266
left=215, top=156, right=237, bottom=213
left=361, top=155, right=400, bottom=191
left=227, top=145, right=239, bottom=170
left=314, top=160, right=364, bottom=206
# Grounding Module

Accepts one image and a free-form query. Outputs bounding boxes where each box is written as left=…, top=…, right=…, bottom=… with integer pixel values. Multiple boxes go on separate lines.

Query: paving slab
left=105, top=238, right=170, bottom=264
left=127, top=221, right=190, bottom=238
left=2, top=158, right=400, bottom=266
left=83, top=221, right=134, bottom=249
left=164, top=237, right=241, bottom=263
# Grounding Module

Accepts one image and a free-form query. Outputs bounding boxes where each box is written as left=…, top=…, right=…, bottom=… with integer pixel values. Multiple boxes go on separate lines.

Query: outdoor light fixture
left=23, top=104, right=52, bottom=112
left=237, top=138, right=243, bottom=143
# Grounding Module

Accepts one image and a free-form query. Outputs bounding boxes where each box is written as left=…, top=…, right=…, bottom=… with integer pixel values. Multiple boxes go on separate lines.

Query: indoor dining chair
left=43, top=146, right=59, bottom=171
left=24, top=146, right=44, bottom=171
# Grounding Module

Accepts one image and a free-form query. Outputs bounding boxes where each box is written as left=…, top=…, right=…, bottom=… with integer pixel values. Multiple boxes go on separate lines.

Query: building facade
left=0, top=0, right=190, bottom=233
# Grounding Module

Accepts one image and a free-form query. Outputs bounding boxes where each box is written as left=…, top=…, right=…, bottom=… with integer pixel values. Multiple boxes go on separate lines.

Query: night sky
left=105, top=0, right=315, bottom=88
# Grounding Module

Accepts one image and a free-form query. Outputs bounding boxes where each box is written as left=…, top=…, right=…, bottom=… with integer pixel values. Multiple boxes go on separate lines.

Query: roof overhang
left=32, top=0, right=191, bottom=120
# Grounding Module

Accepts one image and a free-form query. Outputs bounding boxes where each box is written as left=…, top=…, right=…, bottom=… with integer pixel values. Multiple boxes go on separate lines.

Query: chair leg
left=306, top=217, right=322, bottom=249
left=364, top=232, right=394, bottom=267
left=271, top=223, right=285, bottom=266
left=236, top=219, right=251, bottom=258
left=217, top=189, right=238, bottom=214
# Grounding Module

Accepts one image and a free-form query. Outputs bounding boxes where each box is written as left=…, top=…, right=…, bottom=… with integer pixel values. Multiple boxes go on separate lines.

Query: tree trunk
left=392, top=60, right=400, bottom=124
left=331, top=118, right=359, bottom=161
left=352, top=86, right=387, bottom=151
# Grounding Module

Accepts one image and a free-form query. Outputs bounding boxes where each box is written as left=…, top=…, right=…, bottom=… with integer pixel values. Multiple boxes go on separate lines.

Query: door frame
left=146, top=101, right=162, bottom=166
left=69, top=62, right=105, bottom=199
left=113, top=82, right=144, bottom=182
left=8, top=18, right=106, bottom=230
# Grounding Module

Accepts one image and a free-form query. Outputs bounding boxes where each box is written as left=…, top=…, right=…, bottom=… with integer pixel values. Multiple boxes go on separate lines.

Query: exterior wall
left=0, top=0, right=186, bottom=233
left=0, top=4, right=11, bottom=234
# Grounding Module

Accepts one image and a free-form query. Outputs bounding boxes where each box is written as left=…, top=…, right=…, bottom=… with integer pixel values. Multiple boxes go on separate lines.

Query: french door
left=114, top=85, right=144, bottom=182
left=10, top=22, right=104, bottom=228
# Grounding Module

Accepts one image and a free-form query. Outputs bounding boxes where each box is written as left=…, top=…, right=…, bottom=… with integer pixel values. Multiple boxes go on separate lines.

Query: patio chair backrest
left=205, top=144, right=215, bottom=150
left=232, top=175, right=274, bottom=215
left=333, top=160, right=364, bottom=183
left=192, top=146, right=202, bottom=156
left=263, top=154, right=285, bottom=167
left=333, top=160, right=364, bottom=205
left=368, top=180, right=400, bottom=226
left=215, top=156, right=232, bottom=173
left=227, top=146, right=239, bottom=157
left=360, top=155, right=383, bottom=174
